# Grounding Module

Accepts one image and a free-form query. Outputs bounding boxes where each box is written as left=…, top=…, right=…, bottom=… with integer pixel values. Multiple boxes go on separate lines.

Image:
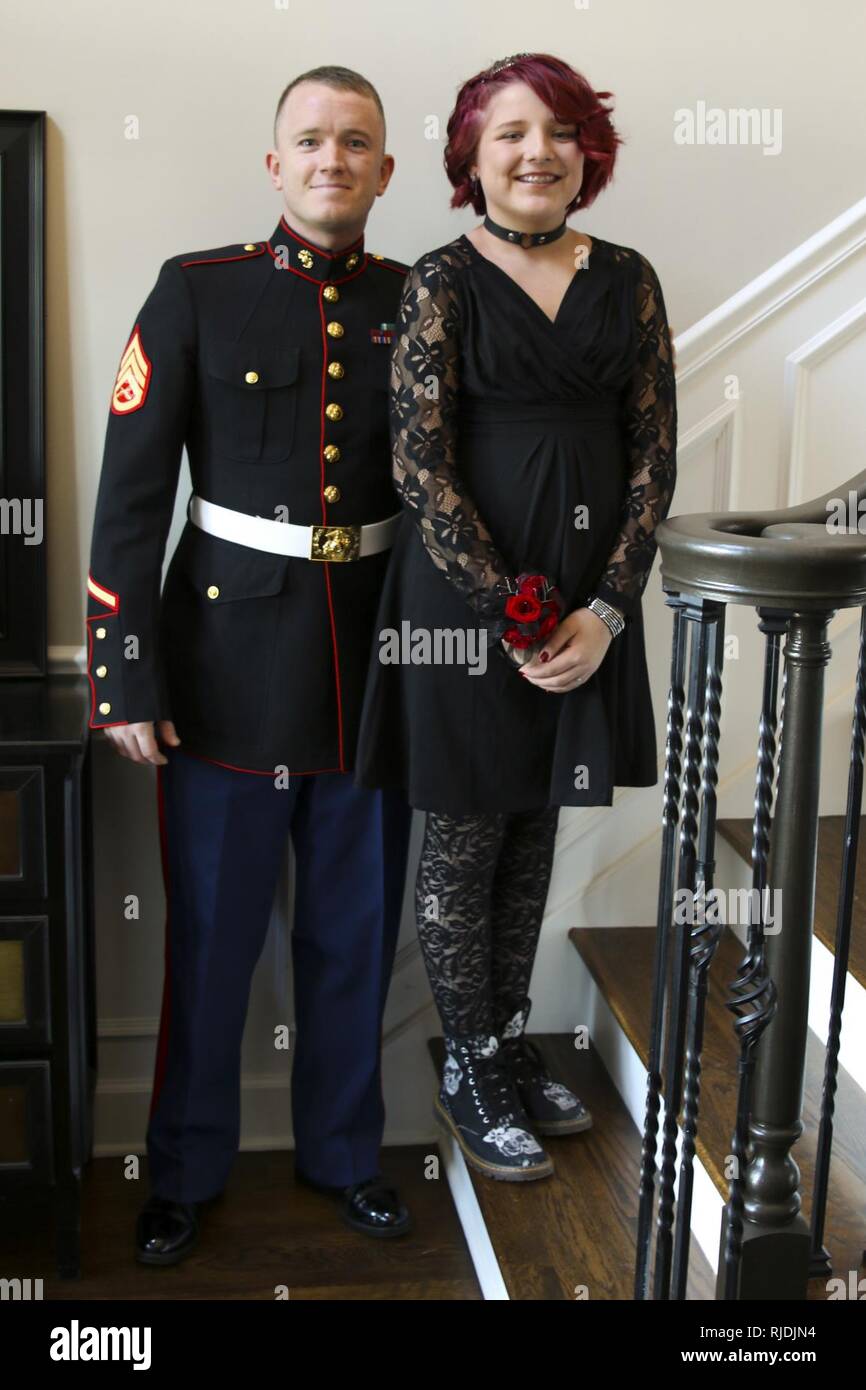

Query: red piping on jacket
left=266, top=241, right=368, bottom=285
left=317, top=284, right=346, bottom=772
left=149, top=765, right=172, bottom=1122
left=85, top=607, right=128, bottom=730
left=179, top=749, right=343, bottom=777
left=179, top=247, right=266, bottom=267
left=370, top=258, right=410, bottom=275
left=278, top=214, right=363, bottom=259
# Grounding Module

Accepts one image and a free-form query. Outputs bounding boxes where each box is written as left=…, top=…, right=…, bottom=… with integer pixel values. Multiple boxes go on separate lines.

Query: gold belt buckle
left=310, top=524, right=361, bottom=562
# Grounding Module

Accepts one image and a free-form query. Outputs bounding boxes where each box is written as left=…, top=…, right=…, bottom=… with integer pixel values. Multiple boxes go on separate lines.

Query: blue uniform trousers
left=146, top=745, right=411, bottom=1201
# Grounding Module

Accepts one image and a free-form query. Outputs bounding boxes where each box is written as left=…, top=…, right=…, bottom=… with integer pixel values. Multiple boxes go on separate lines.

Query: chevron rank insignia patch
left=111, top=326, right=152, bottom=414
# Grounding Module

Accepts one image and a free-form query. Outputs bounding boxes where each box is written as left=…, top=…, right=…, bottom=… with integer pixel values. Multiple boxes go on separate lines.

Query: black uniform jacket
left=85, top=214, right=409, bottom=773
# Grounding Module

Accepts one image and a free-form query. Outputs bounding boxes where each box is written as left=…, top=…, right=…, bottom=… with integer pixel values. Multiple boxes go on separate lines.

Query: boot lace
left=500, top=1034, right=550, bottom=1086
left=469, top=1055, right=523, bottom=1126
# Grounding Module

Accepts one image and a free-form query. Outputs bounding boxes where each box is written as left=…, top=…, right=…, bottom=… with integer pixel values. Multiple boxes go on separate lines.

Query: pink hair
left=444, top=53, right=623, bottom=215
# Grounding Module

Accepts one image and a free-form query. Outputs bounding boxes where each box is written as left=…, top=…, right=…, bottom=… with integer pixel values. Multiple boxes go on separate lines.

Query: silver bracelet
left=585, top=594, right=626, bottom=638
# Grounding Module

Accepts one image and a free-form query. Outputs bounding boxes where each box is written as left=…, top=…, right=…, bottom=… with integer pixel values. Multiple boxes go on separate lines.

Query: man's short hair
left=273, top=66, right=386, bottom=150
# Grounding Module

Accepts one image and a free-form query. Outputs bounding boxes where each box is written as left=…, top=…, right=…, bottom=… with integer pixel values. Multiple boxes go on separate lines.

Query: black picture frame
left=0, top=110, right=45, bottom=677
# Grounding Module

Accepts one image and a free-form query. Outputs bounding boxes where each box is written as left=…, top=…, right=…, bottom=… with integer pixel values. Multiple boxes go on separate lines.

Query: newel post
left=716, top=609, right=834, bottom=1298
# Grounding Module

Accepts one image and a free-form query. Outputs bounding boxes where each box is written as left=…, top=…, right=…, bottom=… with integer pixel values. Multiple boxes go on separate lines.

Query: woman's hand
left=516, top=607, right=613, bottom=693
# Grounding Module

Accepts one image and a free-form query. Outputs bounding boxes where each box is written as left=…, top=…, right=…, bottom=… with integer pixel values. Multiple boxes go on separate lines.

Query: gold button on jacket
left=84, top=211, right=410, bottom=762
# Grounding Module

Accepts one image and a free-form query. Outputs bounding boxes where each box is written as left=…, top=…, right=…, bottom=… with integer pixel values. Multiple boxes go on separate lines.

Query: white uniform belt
left=188, top=493, right=401, bottom=562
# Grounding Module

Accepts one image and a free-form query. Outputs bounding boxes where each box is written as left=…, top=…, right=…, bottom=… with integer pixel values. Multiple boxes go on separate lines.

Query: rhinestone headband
left=479, top=53, right=533, bottom=82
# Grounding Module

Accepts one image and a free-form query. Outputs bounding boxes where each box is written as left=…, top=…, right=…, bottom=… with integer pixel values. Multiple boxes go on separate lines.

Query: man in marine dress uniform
left=85, top=67, right=414, bottom=1263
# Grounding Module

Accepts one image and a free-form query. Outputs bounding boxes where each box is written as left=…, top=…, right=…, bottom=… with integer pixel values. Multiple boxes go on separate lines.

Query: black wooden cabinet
left=0, top=675, right=95, bottom=1277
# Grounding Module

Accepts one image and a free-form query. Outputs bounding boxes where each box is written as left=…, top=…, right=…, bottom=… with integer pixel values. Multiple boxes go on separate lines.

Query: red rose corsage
left=502, top=572, right=563, bottom=649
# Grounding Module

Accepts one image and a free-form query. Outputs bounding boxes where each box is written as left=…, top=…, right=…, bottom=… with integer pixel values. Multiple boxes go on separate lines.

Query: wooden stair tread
left=570, top=924, right=866, bottom=1296
left=427, top=1036, right=714, bottom=1299
left=717, top=815, right=866, bottom=991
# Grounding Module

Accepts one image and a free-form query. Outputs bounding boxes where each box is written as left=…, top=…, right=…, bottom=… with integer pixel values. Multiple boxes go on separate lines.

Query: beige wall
left=6, top=0, right=866, bottom=1151
left=2, top=0, right=865, bottom=660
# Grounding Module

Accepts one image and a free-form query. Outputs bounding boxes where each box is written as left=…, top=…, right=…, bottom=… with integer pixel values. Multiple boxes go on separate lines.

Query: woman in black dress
left=355, top=52, right=677, bottom=1181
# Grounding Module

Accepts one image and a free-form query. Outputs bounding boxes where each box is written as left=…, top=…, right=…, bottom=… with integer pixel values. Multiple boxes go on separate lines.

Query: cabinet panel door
left=0, top=1060, right=53, bottom=1184
left=0, top=916, right=50, bottom=1049
left=0, top=767, right=47, bottom=900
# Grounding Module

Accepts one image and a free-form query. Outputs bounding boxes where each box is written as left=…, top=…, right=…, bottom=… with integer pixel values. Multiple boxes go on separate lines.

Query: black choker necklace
left=482, top=213, right=567, bottom=248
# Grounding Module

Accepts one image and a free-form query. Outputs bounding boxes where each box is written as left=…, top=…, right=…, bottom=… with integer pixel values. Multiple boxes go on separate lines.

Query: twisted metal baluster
left=695, top=608, right=726, bottom=944
left=634, top=597, right=688, bottom=1300
left=654, top=604, right=713, bottom=1299
left=720, top=608, right=789, bottom=1297
left=810, top=604, right=866, bottom=1275
left=733, top=612, right=788, bottom=987
left=722, top=938, right=778, bottom=1299
left=674, top=914, right=724, bottom=1297
left=672, top=607, right=727, bottom=1298
left=774, top=662, right=786, bottom=803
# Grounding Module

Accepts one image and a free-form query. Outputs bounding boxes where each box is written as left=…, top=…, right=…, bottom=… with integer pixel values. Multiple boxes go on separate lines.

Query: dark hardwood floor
left=0, top=1147, right=481, bottom=1300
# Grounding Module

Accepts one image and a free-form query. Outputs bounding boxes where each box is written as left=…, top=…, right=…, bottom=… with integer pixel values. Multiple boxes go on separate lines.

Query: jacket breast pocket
left=204, top=341, right=300, bottom=463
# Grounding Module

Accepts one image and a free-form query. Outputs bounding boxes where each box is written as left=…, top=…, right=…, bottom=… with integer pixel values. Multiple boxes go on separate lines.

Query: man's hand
left=518, top=608, right=613, bottom=693
left=103, top=720, right=181, bottom=766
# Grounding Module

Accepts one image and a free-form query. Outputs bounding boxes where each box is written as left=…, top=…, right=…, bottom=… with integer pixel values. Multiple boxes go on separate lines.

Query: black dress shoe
left=135, top=1195, right=200, bottom=1266
left=295, top=1168, right=411, bottom=1238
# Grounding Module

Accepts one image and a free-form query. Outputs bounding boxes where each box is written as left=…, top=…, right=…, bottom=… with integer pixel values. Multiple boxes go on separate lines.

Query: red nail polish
left=540, top=651, right=550, bottom=663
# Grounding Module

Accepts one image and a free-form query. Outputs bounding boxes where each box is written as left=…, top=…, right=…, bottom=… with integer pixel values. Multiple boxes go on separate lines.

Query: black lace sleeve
left=593, top=252, right=677, bottom=625
left=389, top=251, right=560, bottom=663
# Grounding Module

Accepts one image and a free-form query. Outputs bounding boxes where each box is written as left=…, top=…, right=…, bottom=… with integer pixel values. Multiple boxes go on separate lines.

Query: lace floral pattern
left=388, top=238, right=677, bottom=637
left=414, top=807, right=560, bottom=1037
left=389, top=243, right=552, bottom=667
left=594, top=250, right=677, bottom=620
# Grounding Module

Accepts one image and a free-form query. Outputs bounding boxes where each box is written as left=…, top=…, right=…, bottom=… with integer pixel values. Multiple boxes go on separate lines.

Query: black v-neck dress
left=353, top=232, right=678, bottom=814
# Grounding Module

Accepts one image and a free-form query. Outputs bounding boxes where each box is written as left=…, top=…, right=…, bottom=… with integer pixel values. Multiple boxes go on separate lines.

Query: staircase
left=429, top=813, right=866, bottom=1299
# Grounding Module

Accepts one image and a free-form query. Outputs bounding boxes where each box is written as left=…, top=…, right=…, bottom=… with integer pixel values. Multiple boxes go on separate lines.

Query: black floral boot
left=433, top=1029, right=553, bottom=1181
left=497, top=999, right=593, bottom=1135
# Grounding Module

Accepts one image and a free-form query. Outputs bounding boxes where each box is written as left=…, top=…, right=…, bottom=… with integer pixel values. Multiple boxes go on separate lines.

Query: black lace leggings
left=414, top=807, right=561, bottom=1040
